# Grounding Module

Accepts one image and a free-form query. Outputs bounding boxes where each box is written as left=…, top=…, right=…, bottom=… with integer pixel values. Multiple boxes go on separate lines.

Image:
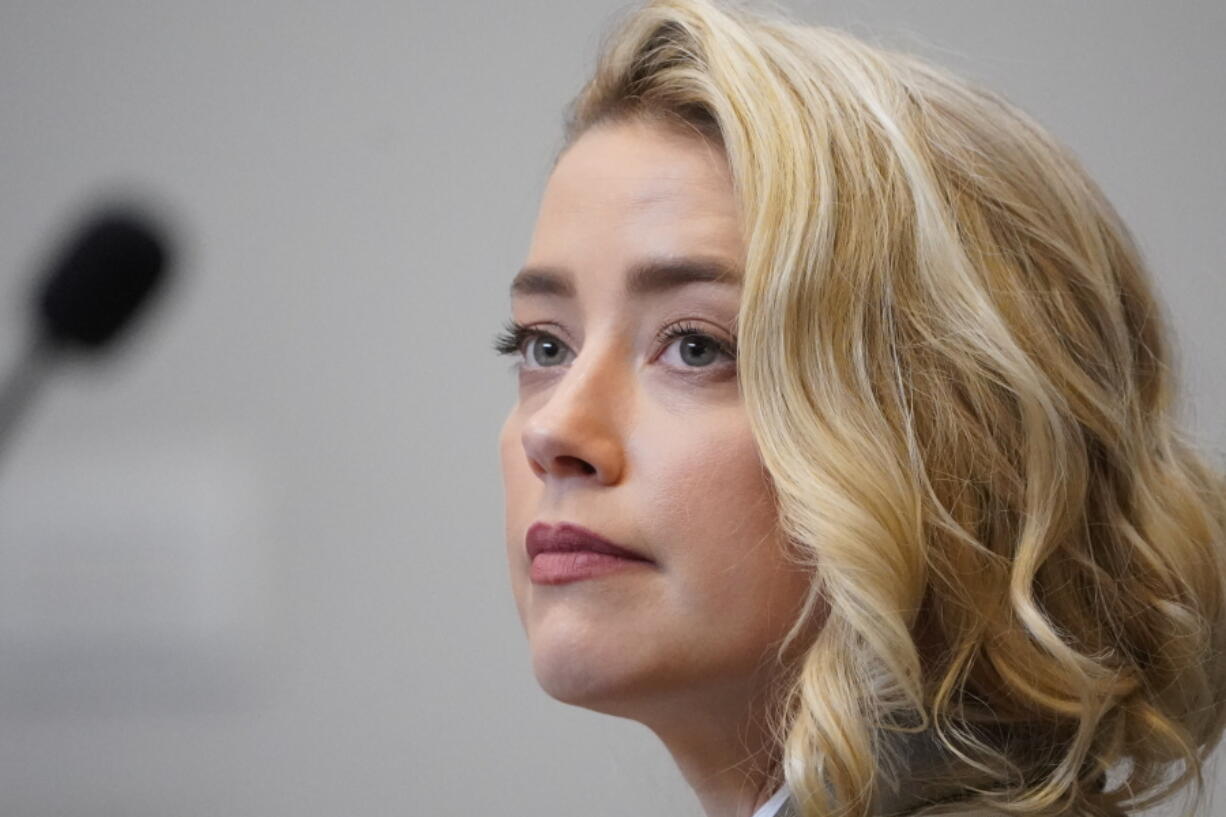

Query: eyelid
left=653, top=321, right=738, bottom=363
left=494, top=319, right=737, bottom=371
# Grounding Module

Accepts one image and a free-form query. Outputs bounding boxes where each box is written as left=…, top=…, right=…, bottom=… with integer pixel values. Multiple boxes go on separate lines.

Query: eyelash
left=491, top=319, right=737, bottom=372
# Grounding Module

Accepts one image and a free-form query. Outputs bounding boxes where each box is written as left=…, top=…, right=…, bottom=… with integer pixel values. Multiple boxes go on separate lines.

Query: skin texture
left=498, top=118, right=818, bottom=817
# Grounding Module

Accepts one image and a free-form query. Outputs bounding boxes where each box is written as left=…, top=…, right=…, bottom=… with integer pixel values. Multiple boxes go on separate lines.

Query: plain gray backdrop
left=0, top=2, right=1222, bottom=815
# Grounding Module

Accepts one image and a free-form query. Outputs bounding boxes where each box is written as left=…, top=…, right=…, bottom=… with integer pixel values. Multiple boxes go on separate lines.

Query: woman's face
left=498, top=118, right=812, bottom=721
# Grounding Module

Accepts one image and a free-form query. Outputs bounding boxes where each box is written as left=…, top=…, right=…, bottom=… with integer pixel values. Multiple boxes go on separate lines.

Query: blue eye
left=491, top=320, right=571, bottom=367
left=491, top=319, right=737, bottom=372
left=521, top=332, right=572, bottom=368
left=656, top=323, right=736, bottom=368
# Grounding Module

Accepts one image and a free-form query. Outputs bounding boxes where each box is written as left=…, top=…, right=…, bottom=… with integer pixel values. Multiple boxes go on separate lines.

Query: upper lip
left=525, top=521, right=652, bottom=562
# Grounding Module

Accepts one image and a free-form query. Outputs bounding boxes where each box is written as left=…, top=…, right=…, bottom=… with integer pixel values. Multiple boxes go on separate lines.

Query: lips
left=525, top=521, right=652, bottom=562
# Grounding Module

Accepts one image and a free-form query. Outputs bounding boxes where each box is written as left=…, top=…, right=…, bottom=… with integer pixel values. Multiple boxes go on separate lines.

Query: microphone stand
left=0, top=332, right=61, bottom=466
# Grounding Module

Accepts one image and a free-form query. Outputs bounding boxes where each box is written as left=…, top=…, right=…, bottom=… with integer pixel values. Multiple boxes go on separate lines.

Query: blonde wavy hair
left=549, top=1, right=1226, bottom=816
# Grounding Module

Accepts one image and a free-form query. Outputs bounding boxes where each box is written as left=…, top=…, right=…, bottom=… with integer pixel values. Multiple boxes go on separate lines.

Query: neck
left=640, top=678, right=788, bottom=817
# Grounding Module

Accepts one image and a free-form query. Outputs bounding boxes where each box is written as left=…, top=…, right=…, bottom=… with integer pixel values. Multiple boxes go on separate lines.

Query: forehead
left=527, top=120, right=742, bottom=266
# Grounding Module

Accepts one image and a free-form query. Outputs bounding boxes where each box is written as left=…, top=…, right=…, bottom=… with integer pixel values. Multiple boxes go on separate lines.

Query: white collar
left=750, top=782, right=790, bottom=817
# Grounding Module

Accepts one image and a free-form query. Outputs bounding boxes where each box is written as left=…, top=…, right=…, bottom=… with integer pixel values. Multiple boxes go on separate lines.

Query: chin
left=528, top=632, right=670, bottom=717
left=531, top=634, right=624, bottom=703
left=532, top=656, right=618, bottom=709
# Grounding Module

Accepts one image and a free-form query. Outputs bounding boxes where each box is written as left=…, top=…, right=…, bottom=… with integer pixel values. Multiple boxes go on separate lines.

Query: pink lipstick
left=526, top=521, right=654, bottom=585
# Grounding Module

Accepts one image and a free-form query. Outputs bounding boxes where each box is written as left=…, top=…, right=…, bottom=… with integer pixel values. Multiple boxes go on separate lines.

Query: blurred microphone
left=0, top=205, right=174, bottom=461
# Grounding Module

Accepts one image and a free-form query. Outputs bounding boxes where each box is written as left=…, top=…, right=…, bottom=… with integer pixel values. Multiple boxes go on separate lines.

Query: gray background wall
left=0, top=2, right=1221, bottom=815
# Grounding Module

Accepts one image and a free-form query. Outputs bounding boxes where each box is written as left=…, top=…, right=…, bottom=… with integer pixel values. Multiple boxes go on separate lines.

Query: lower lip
left=529, top=551, right=652, bottom=585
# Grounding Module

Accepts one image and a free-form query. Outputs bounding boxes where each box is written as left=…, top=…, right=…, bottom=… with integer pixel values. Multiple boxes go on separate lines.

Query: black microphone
left=37, top=209, right=171, bottom=350
left=0, top=205, right=175, bottom=461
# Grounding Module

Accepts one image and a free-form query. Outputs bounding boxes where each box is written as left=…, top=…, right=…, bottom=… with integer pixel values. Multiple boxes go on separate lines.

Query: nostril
left=557, top=455, right=596, bottom=476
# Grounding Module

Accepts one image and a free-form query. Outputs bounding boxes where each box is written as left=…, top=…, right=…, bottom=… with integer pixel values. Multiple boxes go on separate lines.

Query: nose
left=520, top=347, right=627, bottom=485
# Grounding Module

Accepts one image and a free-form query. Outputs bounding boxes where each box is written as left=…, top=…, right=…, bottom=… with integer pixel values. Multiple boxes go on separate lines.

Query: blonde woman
left=494, top=1, right=1226, bottom=815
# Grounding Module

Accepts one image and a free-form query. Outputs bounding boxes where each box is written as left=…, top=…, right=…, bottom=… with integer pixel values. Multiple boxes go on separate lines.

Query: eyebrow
left=509, top=255, right=742, bottom=299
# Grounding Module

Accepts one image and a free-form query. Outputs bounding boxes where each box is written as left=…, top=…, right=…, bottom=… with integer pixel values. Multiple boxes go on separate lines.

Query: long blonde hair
left=552, top=1, right=1226, bottom=815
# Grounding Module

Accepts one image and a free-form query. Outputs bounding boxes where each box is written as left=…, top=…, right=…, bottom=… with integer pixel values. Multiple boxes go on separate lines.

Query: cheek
left=498, top=414, right=517, bottom=496
left=499, top=413, right=532, bottom=616
left=642, top=414, right=775, bottom=547
left=499, top=412, right=534, bottom=509
left=637, top=416, right=811, bottom=674
left=640, top=413, right=791, bottom=598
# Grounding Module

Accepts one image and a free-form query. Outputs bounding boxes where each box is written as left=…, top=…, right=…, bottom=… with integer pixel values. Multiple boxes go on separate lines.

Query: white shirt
left=750, top=783, right=791, bottom=817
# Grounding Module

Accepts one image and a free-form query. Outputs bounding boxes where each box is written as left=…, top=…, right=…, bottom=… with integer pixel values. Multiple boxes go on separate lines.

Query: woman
left=494, top=1, right=1226, bottom=815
